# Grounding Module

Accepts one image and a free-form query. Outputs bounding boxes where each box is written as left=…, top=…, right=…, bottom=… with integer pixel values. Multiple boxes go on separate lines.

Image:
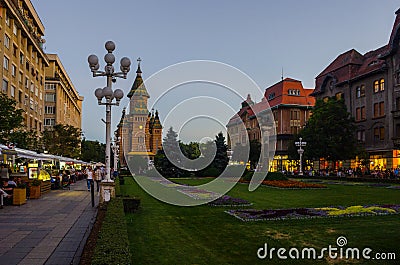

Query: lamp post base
left=99, top=181, right=116, bottom=204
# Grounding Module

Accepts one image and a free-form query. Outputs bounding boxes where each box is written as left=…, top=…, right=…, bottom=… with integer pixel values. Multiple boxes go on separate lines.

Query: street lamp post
left=88, top=41, right=131, bottom=182
left=111, top=134, right=120, bottom=175
left=295, top=137, right=307, bottom=175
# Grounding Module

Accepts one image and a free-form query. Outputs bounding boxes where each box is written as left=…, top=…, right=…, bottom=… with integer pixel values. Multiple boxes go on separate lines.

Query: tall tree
left=154, top=127, right=182, bottom=178
left=81, top=138, right=106, bottom=163
left=0, top=93, right=24, bottom=144
left=42, top=124, right=82, bottom=158
left=210, top=132, right=229, bottom=172
left=299, top=97, right=358, bottom=169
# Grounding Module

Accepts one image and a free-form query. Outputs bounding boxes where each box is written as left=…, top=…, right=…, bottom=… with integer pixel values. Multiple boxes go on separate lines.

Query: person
left=86, top=167, right=93, bottom=192
left=94, top=167, right=102, bottom=193
left=1, top=179, right=15, bottom=205
left=70, top=167, right=76, bottom=183
left=0, top=164, right=10, bottom=180
left=8, top=176, right=17, bottom=186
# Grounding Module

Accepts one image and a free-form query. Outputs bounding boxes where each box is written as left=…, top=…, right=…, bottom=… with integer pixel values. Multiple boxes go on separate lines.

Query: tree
left=9, top=129, right=41, bottom=151
left=299, top=97, right=359, bottom=169
left=154, top=127, right=183, bottom=178
left=0, top=93, right=24, bottom=144
left=42, top=124, right=82, bottom=158
left=249, top=140, right=261, bottom=170
left=210, top=132, right=229, bottom=173
left=81, top=139, right=106, bottom=163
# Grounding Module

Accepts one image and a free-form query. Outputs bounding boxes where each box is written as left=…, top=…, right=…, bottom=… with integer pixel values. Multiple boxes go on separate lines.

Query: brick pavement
left=0, top=180, right=98, bottom=265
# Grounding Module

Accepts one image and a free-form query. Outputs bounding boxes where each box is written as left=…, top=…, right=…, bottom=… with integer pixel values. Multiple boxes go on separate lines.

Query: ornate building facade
left=118, top=60, right=162, bottom=167
left=227, top=78, right=315, bottom=172
left=312, top=8, right=400, bottom=170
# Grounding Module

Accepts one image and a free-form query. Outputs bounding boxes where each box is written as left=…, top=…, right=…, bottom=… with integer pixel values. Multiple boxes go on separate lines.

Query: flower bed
left=226, top=204, right=400, bottom=221
left=261, top=180, right=327, bottom=189
left=208, top=195, right=252, bottom=207
left=177, top=187, right=220, bottom=200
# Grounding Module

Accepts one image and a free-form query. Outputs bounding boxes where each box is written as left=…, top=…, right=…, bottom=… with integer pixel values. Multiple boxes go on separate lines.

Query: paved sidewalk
left=0, top=180, right=99, bottom=265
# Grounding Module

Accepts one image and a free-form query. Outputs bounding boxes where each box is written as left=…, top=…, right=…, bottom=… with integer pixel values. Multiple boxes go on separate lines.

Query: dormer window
left=288, top=89, right=300, bottom=96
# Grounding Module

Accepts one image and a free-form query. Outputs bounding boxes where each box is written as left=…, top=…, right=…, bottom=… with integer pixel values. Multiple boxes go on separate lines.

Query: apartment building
left=0, top=0, right=49, bottom=132
left=312, top=8, right=400, bottom=170
left=44, top=54, right=83, bottom=130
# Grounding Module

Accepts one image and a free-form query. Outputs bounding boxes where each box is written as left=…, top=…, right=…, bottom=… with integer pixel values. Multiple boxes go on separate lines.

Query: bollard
left=91, top=181, right=95, bottom=207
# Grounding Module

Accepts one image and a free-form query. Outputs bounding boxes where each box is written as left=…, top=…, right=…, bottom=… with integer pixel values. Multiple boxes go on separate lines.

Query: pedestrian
left=94, top=167, right=102, bottom=193
left=0, top=164, right=10, bottom=180
left=86, top=167, right=93, bottom=192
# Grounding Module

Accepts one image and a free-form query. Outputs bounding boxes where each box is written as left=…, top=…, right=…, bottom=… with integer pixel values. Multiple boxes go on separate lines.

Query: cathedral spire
left=127, top=57, right=149, bottom=101
left=136, top=57, right=142, bottom=75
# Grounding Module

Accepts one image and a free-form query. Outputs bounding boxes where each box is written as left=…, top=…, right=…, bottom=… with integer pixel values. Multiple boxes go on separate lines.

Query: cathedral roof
left=127, top=58, right=150, bottom=98
left=117, top=108, right=126, bottom=128
left=153, top=110, right=162, bottom=129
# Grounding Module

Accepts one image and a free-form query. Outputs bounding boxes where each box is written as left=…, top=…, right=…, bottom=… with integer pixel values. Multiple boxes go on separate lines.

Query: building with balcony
left=0, top=0, right=49, bottom=132
left=312, top=8, right=400, bottom=170
left=44, top=54, right=83, bottom=130
left=227, top=78, right=314, bottom=172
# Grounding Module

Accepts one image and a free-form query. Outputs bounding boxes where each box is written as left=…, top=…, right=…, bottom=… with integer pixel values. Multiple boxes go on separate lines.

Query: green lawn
left=120, top=177, right=400, bottom=265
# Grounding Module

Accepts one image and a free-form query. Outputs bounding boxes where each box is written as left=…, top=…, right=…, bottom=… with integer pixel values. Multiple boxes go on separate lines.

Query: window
left=379, top=79, right=385, bottom=91
left=374, top=81, right=379, bottom=93
left=13, top=44, right=17, bottom=57
left=44, top=119, right=55, bottom=126
left=24, top=95, right=28, bottom=106
left=39, top=91, right=42, bottom=100
left=335, top=92, right=343, bottom=100
left=30, top=98, right=34, bottom=110
left=2, top=79, right=8, bottom=93
left=361, top=106, right=366, bottom=120
left=5, top=13, right=10, bottom=26
left=3, top=56, right=9, bottom=70
left=290, top=110, right=301, bottom=134
left=357, top=130, right=365, bottom=142
left=11, top=64, right=16, bottom=77
left=30, top=81, right=34, bottom=92
left=373, top=127, right=385, bottom=141
left=45, top=94, right=56, bottom=102
left=356, top=107, right=366, bottom=121
left=13, top=23, right=17, bottom=35
left=4, top=35, right=10, bottom=49
left=373, top=102, right=385, bottom=118
left=25, top=77, right=29, bottom=88
left=379, top=102, right=384, bottom=117
left=45, top=106, right=55, bottom=114
left=45, top=83, right=56, bottom=90
left=19, top=52, right=24, bottom=64
left=35, top=87, right=38, bottom=97
left=19, top=71, right=23, bottom=83
left=356, top=85, right=365, bottom=98
left=10, top=85, right=15, bottom=97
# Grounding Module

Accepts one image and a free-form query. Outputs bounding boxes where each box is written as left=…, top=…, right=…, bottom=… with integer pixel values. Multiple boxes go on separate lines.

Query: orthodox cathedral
left=116, top=59, right=162, bottom=167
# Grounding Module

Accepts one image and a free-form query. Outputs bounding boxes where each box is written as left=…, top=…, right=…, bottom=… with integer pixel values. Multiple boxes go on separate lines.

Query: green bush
left=91, top=198, right=132, bottom=265
left=200, top=167, right=221, bottom=177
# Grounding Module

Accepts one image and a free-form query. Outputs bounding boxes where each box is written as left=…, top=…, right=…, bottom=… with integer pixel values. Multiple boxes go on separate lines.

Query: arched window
left=374, top=80, right=379, bottom=93
left=379, top=78, right=385, bottom=91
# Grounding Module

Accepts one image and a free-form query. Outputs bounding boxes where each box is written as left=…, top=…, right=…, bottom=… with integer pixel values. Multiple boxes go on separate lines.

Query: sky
left=30, top=0, right=399, bottom=143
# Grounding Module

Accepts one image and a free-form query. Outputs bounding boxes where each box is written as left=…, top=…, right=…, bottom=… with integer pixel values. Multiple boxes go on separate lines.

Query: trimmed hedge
left=91, top=198, right=132, bottom=265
